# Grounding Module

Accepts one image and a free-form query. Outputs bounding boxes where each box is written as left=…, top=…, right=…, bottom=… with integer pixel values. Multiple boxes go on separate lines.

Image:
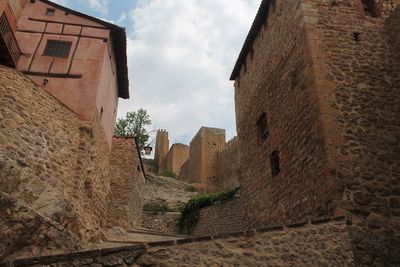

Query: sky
left=53, top=0, right=261, bottom=146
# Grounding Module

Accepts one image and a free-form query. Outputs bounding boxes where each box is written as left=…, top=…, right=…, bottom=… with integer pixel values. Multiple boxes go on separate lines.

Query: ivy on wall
left=176, top=188, right=239, bottom=235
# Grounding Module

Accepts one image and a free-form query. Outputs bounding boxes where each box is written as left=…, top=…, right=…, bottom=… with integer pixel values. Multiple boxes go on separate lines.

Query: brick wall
left=192, top=198, right=243, bottom=236
left=234, top=0, right=336, bottom=229
left=107, top=137, right=145, bottom=229
left=165, top=143, right=189, bottom=176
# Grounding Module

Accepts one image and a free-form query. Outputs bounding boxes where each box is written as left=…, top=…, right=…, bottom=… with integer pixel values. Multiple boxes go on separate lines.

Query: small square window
left=270, top=150, right=280, bottom=177
left=46, top=8, right=55, bottom=16
left=257, top=112, right=269, bottom=142
left=43, top=40, right=72, bottom=58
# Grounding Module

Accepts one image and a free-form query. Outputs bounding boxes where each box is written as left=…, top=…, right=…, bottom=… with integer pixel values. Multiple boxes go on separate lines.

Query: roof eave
left=229, top=0, right=271, bottom=81
left=39, top=0, right=130, bottom=99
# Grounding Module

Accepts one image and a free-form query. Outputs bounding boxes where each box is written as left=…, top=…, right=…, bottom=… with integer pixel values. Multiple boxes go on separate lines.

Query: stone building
left=165, top=143, right=189, bottom=176
left=0, top=0, right=145, bottom=260
left=178, top=127, right=225, bottom=184
left=231, top=0, right=400, bottom=265
left=154, top=129, right=169, bottom=173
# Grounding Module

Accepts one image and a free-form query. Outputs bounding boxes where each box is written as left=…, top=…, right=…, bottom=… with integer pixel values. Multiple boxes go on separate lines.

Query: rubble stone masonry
left=192, top=198, right=242, bottom=237
left=234, top=0, right=400, bottom=265
left=307, top=1, right=400, bottom=265
left=107, top=137, right=145, bottom=229
left=235, top=0, right=334, bottom=228
left=0, top=66, right=112, bottom=256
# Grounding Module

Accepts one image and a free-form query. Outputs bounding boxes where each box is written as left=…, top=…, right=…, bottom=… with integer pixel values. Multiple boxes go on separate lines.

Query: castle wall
left=154, top=129, right=169, bottom=173
left=192, top=198, right=242, bottom=237
left=0, top=66, right=112, bottom=247
left=15, top=0, right=119, bottom=148
left=165, top=143, right=189, bottom=176
left=107, top=137, right=145, bottom=229
left=303, top=1, right=400, bottom=265
left=179, top=127, right=225, bottom=184
left=209, top=137, right=240, bottom=192
left=234, top=0, right=337, bottom=229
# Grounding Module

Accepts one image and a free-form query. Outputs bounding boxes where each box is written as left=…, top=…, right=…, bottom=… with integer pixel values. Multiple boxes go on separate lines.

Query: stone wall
left=142, top=212, right=180, bottom=234
left=233, top=0, right=400, bottom=265
left=209, top=137, right=240, bottom=191
left=234, top=0, right=337, bottom=229
left=304, top=1, right=400, bottom=265
left=72, top=115, right=111, bottom=239
left=165, top=143, right=189, bottom=176
left=192, top=198, right=242, bottom=237
left=0, top=67, right=113, bottom=256
left=107, top=137, right=145, bottom=229
left=0, top=192, right=80, bottom=261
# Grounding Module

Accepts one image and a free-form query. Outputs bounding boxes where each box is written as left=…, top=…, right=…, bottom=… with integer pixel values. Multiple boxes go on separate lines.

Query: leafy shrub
left=143, top=202, right=174, bottom=214
left=160, top=170, right=176, bottom=178
left=176, top=188, right=239, bottom=234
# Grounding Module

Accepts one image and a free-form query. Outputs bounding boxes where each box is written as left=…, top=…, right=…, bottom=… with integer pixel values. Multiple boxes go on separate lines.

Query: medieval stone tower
left=154, top=129, right=169, bottom=173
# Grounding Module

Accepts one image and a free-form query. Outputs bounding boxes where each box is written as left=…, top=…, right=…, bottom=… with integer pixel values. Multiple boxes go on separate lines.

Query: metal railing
left=0, top=13, right=21, bottom=67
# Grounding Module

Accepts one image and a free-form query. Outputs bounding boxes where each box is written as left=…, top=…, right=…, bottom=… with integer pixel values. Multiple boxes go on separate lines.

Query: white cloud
left=118, top=0, right=260, bottom=145
left=117, top=12, right=127, bottom=25
left=86, top=0, right=108, bottom=15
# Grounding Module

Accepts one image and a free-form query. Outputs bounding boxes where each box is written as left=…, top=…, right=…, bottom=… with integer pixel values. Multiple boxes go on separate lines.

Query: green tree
left=114, top=108, right=152, bottom=152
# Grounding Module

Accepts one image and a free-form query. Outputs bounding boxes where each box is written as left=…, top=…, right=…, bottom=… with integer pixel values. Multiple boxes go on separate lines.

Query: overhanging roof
left=39, top=0, right=130, bottom=99
left=230, top=0, right=271, bottom=81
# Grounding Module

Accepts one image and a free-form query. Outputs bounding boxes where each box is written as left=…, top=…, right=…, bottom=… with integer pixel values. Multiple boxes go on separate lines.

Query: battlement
left=217, top=136, right=239, bottom=153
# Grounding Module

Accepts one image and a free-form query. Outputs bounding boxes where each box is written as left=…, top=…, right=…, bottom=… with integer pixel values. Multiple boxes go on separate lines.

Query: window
left=257, top=112, right=269, bottom=142
left=361, top=0, right=378, bottom=17
left=270, top=150, right=280, bottom=177
left=43, top=40, right=72, bottom=58
left=46, top=8, right=55, bottom=16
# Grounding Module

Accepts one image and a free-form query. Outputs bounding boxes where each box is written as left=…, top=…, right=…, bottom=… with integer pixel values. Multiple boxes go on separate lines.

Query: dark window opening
left=361, top=0, right=379, bottom=17
left=257, top=112, right=269, bottom=142
left=270, top=150, right=280, bottom=177
left=46, top=8, right=55, bottom=16
left=353, top=32, right=361, bottom=44
left=43, top=40, right=72, bottom=58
